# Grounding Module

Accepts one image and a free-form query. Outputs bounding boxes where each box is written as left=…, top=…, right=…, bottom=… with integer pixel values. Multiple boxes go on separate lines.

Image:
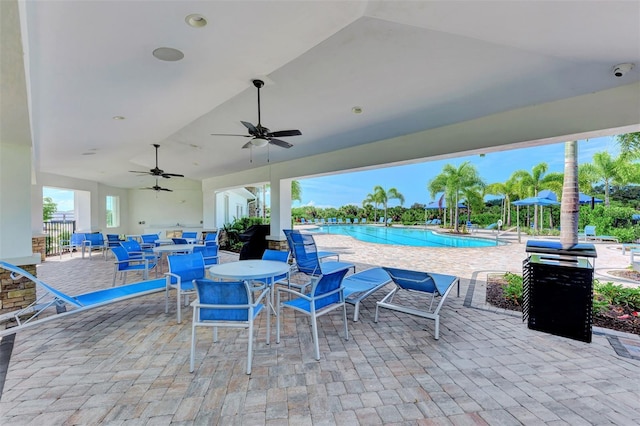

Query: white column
left=0, top=143, right=38, bottom=263
left=269, top=177, right=292, bottom=238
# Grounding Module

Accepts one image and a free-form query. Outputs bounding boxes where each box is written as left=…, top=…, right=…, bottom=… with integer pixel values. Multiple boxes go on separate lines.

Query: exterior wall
left=0, top=263, right=36, bottom=315
left=32, top=236, right=45, bottom=262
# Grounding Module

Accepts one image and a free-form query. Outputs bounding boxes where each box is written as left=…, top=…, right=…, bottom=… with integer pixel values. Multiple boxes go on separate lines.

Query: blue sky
left=45, top=136, right=618, bottom=211
left=294, top=136, right=619, bottom=209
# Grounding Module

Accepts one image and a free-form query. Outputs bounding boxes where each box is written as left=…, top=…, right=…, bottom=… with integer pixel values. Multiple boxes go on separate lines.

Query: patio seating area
left=1, top=234, right=639, bottom=424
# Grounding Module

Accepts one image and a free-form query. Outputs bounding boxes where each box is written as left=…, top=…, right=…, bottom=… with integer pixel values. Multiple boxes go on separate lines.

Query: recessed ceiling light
left=185, top=14, right=207, bottom=28
left=112, top=116, right=125, bottom=120
left=352, top=106, right=363, bottom=114
left=152, top=47, right=184, bottom=62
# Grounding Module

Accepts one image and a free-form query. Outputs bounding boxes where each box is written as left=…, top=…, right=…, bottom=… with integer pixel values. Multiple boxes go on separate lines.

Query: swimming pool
left=309, top=225, right=499, bottom=248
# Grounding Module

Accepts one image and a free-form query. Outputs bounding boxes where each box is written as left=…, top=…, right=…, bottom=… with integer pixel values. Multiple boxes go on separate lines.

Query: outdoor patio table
left=209, top=260, right=291, bottom=315
left=153, top=244, right=204, bottom=272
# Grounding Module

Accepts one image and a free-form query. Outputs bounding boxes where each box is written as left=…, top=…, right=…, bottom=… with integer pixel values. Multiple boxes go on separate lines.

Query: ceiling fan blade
left=161, top=173, right=184, bottom=178
left=268, top=129, right=302, bottom=138
left=130, top=170, right=152, bottom=175
left=241, top=141, right=253, bottom=149
left=160, top=187, right=173, bottom=192
left=241, top=121, right=259, bottom=135
left=269, top=138, right=293, bottom=149
left=210, top=133, right=252, bottom=137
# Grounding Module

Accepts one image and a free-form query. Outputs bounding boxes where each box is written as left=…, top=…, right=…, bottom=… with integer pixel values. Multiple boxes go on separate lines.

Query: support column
left=268, top=176, right=292, bottom=241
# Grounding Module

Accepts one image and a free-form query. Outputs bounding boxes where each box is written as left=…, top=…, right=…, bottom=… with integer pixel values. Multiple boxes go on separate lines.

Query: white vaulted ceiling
left=6, top=1, right=640, bottom=188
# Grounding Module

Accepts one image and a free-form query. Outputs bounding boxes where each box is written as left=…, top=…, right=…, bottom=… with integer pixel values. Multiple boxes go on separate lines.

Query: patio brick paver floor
left=1, top=230, right=639, bottom=425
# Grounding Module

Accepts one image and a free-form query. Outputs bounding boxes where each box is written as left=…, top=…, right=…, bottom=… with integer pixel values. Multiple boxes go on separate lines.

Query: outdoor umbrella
left=578, top=192, right=603, bottom=205
left=512, top=196, right=561, bottom=241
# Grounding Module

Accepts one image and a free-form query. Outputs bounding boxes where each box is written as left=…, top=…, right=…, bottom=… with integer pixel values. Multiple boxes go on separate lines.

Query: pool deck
left=1, top=231, right=639, bottom=424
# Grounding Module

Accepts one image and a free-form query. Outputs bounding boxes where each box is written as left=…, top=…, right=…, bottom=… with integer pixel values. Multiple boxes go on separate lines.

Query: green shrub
left=502, top=272, right=523, bottom=306
left=593, top=279, right=640, bottom=312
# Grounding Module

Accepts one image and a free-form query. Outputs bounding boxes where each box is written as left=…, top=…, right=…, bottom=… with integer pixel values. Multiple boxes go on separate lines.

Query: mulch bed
left=486, top=275, right=640, bottom=336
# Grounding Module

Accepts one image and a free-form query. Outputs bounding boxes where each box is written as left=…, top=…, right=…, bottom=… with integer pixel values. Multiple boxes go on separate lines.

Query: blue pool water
left=309, top=225, right=498, bottom=248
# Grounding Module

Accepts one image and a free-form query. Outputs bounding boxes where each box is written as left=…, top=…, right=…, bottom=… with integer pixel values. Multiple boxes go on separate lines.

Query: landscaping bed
left=486, top=273, right=640, bottom=335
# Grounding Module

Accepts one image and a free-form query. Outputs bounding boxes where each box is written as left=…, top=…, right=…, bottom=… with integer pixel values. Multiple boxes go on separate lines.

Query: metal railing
left=43, top=220, right=76, bottom=256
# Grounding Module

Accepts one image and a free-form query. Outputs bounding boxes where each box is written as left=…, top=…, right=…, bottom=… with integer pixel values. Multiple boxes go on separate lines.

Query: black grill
left=523, top=240, right=597, bottom=343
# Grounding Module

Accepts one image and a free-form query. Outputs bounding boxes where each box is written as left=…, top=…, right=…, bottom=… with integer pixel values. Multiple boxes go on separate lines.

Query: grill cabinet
left=523, top=240, right=597, bottom=343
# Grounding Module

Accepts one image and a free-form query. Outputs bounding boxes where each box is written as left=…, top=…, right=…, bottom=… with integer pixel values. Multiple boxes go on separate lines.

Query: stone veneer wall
left=0, top=263, right=37, bottom=315
left=267, top=239, right=288, bottom=251
left=32, top=236, right=46, bottom=262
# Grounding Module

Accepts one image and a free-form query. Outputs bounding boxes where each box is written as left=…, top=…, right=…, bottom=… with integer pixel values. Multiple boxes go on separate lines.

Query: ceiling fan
left=129, top=144, right=184, bottom=178
left=211, top=79, right=301, bottom=149
left=142, top=178, right=172, bottom=192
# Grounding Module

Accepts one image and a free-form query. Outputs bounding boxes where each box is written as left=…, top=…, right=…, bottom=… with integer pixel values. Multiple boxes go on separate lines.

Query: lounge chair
left=361, top=218, right=367, bottom=224
left=580, top=225, right=619, bottom=243
left=374, top=267, right=459, bottom=339
left=622, top=243, right=640, bottom=257
left=342, top=267, right=392, bottom=321
left=0, top=261, right=166, bottom=337
left=632, top=250, right=640, bottom=273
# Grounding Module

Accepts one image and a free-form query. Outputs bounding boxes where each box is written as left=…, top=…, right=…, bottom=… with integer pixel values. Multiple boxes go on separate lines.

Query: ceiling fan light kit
left=210, top=79, right=301, bottom=152
left=251, top=137, right=269, bottom=147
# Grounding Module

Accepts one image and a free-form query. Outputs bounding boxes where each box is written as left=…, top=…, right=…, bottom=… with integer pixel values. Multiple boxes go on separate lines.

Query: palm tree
left=510, top=163, right=560, bottom=231
left=372, top=185, right=405, bottom=225
left=580, top=151, right=626, bottom=206
left=560, top=141, right=579, bottom=247
left=616, top=132, right=640, bottom=160
left=291, top=180, right=302, bottom=203
left=362, top=192, right=382, bottom=223
left=428, top=162, right=484, bottom=232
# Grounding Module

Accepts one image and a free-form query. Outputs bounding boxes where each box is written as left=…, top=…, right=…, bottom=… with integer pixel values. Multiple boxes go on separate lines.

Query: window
left=106, top=196, right=120, bottom=228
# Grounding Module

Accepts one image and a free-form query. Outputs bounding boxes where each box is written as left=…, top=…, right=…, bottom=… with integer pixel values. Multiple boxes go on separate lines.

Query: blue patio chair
left=276, top=267, right=350, bottom=360
left=60, top=232, right=86, bottom=259
left=182, top=231, right=199, bottom=243
left=374, top=267, right=460, bottom=339
left=165, top=252, right=205, bottom=323
left=204, top=231, right=219, bottom=244
left=190, top=278, right=270, bottom=374
left=580, top=225, right=619, bottom=243
left=120, top=239, right=156, bottom=259
left=285, top=230, right=354, bottom=293
left=83, top=233, right=108, bottom=260
left=172, top=237, right=189, bottom=245
left=284, top=228, right=341, bottom=263
left=140, top=233, right=161, bottom=248
left=378, top=217, right=385, bottom=224
left=253, top=249, right=290, bottom=287
left=361, top=218, right=367, bottom=224
left=111, top=246, right=158, bottom=286
left=345, top=218, right=352, bottom=224
left=337, top=218, right=344, bottom=224
left=193, top=242, right=219, bottom=266
left=106, top=234, right=122, bottom=249
left=0, top=261, right=166, bottom=338
left=352, top=218, right=359, bottom=224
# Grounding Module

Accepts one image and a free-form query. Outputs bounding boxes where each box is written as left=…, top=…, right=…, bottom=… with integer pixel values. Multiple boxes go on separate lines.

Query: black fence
left=43, top=220, right=76, bottom=256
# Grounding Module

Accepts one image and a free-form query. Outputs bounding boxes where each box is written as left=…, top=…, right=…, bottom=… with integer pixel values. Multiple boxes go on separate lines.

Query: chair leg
left=165, top=285, right=170, bottom=314
left=246, top=321, right=253, bottom=375
left=311, top=314, right=320, bottom=361
left=276, top=290, right=281, bottom=344
left=189, top=311, right=197, bottom=373
left=342, top=304, right=349, bottom=341
left=176, top=290, right=182, bottom=324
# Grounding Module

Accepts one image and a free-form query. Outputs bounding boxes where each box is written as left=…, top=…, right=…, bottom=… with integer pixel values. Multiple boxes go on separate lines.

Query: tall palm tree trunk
left=560, top=141, right=579, bottom=247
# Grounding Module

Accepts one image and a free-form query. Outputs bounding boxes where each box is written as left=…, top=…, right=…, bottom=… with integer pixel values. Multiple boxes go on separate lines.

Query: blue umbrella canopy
left=578, top=192, right=603, bottom=204
left=537, top=189, right=558, bottom=201
left=512, top=196, right=560, bottom=206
